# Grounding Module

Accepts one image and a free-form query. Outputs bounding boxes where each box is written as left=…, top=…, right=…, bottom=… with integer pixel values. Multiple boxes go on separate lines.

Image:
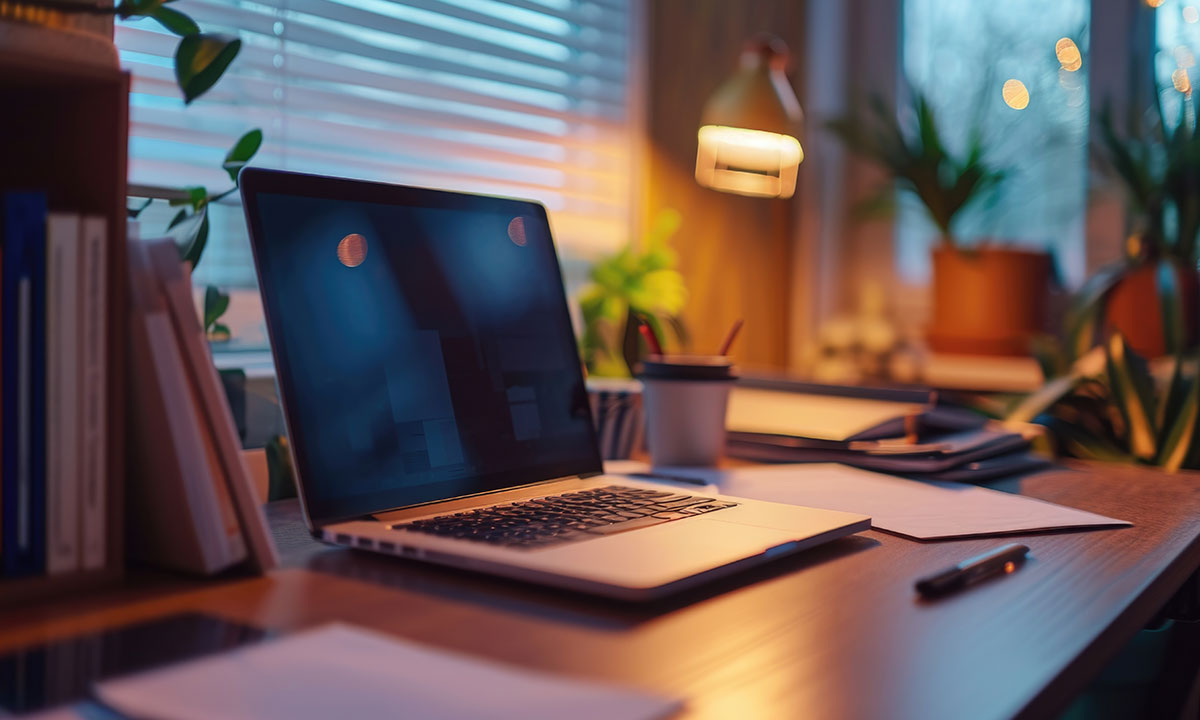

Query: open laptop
left=240, top=169, right=869, bottom=600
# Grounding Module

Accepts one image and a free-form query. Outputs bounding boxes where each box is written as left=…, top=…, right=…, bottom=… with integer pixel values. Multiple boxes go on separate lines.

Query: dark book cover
left=2, top=191, right=48, bottom=577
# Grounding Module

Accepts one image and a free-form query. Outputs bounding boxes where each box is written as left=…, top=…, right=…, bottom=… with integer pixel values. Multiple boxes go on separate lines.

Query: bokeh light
left=1002, top=79, right=1030, bottom=109
left=1186, top=5, right=1199, bottom=22
left=1055, top=37, right=1082, bottom=71
left=1174, top=67, right=1193, bottom=93
left=337, top=233, right=367, bottom=267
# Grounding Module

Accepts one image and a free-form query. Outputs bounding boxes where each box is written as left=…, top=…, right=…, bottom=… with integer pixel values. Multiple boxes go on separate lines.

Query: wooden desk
left=3, top=462, right=1200, bottom=720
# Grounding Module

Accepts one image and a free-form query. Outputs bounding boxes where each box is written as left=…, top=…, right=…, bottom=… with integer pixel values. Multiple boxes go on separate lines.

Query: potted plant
left=577, top=209, right=688, bottom=377
left=576, top=209, right=687, bottom=459
left=1091, top=93, right=1200, bottom=357
left=829, top=93, right=1052, bottom=356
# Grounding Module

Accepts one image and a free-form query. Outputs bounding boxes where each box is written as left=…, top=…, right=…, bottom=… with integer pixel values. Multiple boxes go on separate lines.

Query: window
left=116, top=0, right=636, bottom=295
left=898, top=0, right=1090, bottom=287
left=1156, top=0, right=1200, bottom=130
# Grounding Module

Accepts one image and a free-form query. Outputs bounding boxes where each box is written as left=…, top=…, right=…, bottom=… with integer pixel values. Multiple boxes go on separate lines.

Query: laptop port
left=400, top=545, right=418, bottom=557
left=378, top=541, right=396, bottom=553
left=335, top=533, right=352, bottom=545
left=355, top=537, right=373, bottom=549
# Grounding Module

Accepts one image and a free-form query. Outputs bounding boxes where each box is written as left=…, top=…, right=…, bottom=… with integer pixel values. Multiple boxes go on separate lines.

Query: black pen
left=915, top=543, right=1030, bottom=598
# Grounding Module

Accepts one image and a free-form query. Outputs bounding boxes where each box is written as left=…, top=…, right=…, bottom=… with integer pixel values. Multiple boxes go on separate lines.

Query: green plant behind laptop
left=578, top=209, right=688, bottom=377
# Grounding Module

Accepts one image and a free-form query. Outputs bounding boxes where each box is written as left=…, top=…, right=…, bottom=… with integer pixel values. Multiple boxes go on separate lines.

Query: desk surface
left=4, top=462, right=1200, bottom=720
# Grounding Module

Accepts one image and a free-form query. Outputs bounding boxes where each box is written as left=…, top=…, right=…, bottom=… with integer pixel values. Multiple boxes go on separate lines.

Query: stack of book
left=127, top=238, right=276, bottom=575
left=1, top=192, right=109, bottom=578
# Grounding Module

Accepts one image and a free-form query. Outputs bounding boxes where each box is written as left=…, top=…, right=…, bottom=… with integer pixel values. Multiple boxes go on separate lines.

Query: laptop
left=240, top=169, right=870, bottom=600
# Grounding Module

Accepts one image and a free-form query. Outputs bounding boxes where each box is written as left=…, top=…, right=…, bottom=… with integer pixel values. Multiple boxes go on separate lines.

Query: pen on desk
left=915, top=543, right=1029, bottom=598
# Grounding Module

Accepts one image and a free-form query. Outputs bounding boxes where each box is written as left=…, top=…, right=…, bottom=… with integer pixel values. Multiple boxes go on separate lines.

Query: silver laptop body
left=240, top=168, right=869, bottom=601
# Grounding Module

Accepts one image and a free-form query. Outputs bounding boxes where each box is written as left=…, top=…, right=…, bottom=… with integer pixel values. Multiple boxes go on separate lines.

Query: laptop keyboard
left=393, top=485, right=738, bottom=549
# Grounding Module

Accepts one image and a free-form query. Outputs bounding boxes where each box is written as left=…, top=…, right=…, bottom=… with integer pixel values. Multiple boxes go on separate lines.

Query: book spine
left=45, top=213, right=81, bottom=574
left=79, top=216, right=107, bottom=570
left=2, top=192, right=47, bottom=577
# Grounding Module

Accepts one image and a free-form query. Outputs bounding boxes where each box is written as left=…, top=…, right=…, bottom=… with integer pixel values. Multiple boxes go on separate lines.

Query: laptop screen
left=241, top=170, right=602, bottom=525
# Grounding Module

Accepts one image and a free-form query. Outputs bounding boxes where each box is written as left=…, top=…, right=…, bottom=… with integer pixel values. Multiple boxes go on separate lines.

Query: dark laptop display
left=240, top=170, right=602, bottom=524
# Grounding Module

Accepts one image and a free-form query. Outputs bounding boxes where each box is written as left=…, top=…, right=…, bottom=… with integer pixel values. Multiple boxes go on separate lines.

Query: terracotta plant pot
left=1106, top=263, right=1200, bottom=358
left=928, top=246, right=1052, bottom=356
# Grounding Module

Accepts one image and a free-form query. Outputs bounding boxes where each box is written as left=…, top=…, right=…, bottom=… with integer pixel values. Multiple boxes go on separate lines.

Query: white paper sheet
left=96, top=624, right=681, bottom=720
left=605, top=462, right=1130, bottom=540
left=725, top=387, right=923, bottom=441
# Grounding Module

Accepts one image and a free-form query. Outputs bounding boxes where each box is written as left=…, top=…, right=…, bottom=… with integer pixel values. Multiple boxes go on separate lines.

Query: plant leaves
left=204, top=285, right=230, bottom=331
left=149, top=4, right=198, bottom=36
left=126, top=197, right=153, bottom=219
left=168, top=185, right=208, bottom=210
left=1106, top=333, right=1158, bottom=460
left=175, top=33, right=241, bottom=104
left=179, top=207, right=210, bottom=269
left=1157, top=259, right=1185, bottom=357
left=167, top=208, right=190, bottom=230
left=1007, top=374, right=1083, bottom=424
left=222, top=128, right=263, bottom=182
left=1158, top=372, right=1200, bottom=471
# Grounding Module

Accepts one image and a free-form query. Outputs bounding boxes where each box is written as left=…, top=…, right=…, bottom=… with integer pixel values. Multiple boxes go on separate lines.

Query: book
left=2, top=192, right=47, bottom=577
left=127, top=240, right=246, bottom=574
left=45, top=213, right=81, bottom=574
left=145, top=240, right=277, bottom=572
left=79, top=215, right=108, bottom=570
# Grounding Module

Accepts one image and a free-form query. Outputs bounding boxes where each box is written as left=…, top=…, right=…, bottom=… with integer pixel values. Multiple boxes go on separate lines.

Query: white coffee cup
left=639, top=356, right=737, bottom=467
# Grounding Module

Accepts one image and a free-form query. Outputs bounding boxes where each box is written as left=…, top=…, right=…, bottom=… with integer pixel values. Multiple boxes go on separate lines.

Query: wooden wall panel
left=643, top=0, right=806, bottom=370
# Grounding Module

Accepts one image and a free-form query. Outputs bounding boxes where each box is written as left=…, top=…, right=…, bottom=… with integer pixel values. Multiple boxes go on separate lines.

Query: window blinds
left=116, top=0, right=634, bottom=287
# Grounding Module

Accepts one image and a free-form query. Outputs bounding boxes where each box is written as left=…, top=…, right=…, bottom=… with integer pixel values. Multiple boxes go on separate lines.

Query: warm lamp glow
left=695, top=125, right=803, bottom=199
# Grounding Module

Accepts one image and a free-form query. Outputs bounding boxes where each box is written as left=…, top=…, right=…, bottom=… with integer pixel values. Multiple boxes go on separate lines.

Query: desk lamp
left=695, top=35, right=804, bottom=199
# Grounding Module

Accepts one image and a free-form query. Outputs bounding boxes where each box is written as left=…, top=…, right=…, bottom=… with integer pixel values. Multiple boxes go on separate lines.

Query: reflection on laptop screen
left=251, top=189, right=600, bottom=522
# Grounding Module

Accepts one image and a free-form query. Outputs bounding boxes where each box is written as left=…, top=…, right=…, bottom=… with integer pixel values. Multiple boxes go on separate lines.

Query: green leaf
left=1106, top=333, right=1158, bottom=460
left=179, top=207, right=210, bottom=269
left=175, top=33, right=241, bottom=104
left=1157, top=259, right=1185, bottom=357
left=166, top=208, right=190, bottom=230
left=1007, top=374, right=1082, bottom=424
left=116, top=0, right=167, bottom=19
left=204, top=285, right=230, bottom=331
left=168, top=185, right=208, bottom=210
left=126, top=197, right=153, bottom=219
left=222, top=128, right=263, bottom=182
left=1158, top=373, right=1200, bottom=471
left=149, top=4, right=198, bottom=36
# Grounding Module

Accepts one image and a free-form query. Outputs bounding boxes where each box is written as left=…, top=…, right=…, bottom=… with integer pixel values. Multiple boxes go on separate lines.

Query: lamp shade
left=695, top=35, right=804, bottom=199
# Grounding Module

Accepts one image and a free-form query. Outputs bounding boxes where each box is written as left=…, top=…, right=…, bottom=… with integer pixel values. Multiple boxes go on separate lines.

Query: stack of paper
left=607, top=462, right=1129, bottom=540
left=96, top=624, right=681, bottom=720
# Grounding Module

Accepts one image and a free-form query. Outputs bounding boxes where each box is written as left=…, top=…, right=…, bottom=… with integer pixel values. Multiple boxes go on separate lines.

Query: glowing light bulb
left=694, top=125, right=804, bottom=199
left=1002, top=79, right=1030, bottom=110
